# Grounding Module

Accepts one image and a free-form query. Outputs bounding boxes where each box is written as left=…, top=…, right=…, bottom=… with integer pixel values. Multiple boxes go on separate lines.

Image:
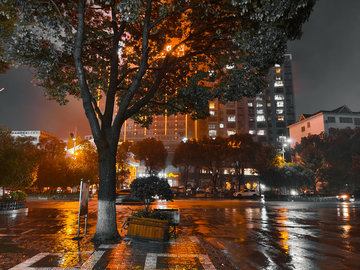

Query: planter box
left=0, top=201, right=26, bottom=210
left=126, top=216, right=170, bottom=242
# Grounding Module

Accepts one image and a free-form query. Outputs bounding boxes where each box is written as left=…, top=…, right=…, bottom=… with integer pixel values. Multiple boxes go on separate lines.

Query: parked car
left=116, top=189, right=142, bottom=204
left=336, top=192, right=355, bottom=202
left=171, top=187, right=180, bottom=197
left=178, top=186, right=185, bottom=195
left=233, top=189, right=261, bottom=198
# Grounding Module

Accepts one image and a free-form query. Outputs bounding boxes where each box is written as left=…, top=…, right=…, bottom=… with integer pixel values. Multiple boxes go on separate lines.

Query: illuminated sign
left=166, top=173, right=180, bottom=178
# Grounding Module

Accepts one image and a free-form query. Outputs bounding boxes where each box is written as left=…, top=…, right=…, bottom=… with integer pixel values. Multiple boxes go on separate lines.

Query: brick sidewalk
left=8, top=228, right=234, bottom=269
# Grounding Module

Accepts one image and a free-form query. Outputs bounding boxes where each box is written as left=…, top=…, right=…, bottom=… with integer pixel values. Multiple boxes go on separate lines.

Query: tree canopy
left=1, top=0, right=317, bottom=243
left=294, top=127, right=360, bottom=193
left=0, top=126, right=40, bottom=191
left=132, top=137, right=167, bottom=175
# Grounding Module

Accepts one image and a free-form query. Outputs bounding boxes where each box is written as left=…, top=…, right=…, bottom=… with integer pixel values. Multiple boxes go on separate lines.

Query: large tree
left=1, top=0, right=317, bottom=242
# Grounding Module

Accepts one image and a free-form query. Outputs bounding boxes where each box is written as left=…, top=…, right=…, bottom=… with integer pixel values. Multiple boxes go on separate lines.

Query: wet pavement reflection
left=1, top=199, right=360, bottom=269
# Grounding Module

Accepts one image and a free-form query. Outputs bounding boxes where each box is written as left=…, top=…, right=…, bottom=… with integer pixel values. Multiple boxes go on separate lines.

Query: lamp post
left=281, top=138, right=292, bottom=161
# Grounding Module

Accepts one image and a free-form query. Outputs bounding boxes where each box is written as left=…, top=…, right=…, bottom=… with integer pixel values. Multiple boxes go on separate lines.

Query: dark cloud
left=287, top=0, right=360, bottom=118
left=0, top=66, right=90, bottom=139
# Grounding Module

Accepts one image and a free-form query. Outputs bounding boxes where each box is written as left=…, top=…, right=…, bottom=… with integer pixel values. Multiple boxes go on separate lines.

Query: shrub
left=2, top=191, right=27, bottom=201
left=130, top=176, right=173, bottom=211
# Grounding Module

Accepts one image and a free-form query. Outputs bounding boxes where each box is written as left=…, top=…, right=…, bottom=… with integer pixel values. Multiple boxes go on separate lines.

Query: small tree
left=253, top=145, right=284, bottom=192
left=0, top=126, right=40, bottom=196
left=35, top=136, right=67, bottom=191
left=172, top=139, right=200, bottom=189
left=280, top=163, right=314, bottom=194
left=197, top=136, right=229, bottom=191
left=130, top=176, right=173, bottom=212
left=227, top=133, right=261, bottom=190
left=132, top=138, right=167, bottom=176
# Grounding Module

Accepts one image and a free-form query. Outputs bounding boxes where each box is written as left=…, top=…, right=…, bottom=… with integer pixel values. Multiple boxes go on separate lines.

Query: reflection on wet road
left=1, top=199, right=360, bottom=269
left=167, top=199, right=360, bottom=270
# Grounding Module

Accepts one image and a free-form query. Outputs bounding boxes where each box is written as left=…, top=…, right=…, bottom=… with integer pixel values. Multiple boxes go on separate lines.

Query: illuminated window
left=249, top=130, right=255, bottom=134
left=257, top=115, right=265, bottom=122
left=276, top=76, right=282, bottom=81
left=256, top=103, right=264, bottom=107
left=219, top=123, right=224, bottom=128
left=276, top=68, right=282, bottom=73
left=278, top=115, right=284, bottom=121
left=210, top=110, right=215, bottom=115
left=227, top=130, right=236, bottom=136
left=226, top=64, right=234, bottom=69
left=267, top=103, right=271, bottom=107
left=256, top=96, right=263, bottom=101
left=208, top=70, right=215, bottom=76
left=248, top=102, right=253, bottom=107
left=274, top=81, right=284, bottom=87
left=257, top=130, right=265, bottom=135
left=209, top=103, right=215, bottom=109
left=228, top=116, right=236, bottom=122
left=276, top=108, right=284, bottom=114
left=209, top=130, right=217, bottom=136
left=275, top=95, right=284, bottom=100
left=277, top=101, right=284, bottom=107
left=257, top=109, right=264, bottom=114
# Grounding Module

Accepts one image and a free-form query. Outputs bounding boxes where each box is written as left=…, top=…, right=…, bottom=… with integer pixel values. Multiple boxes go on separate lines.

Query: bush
left=2, top=191, right=27, bottom=201
left=130, top=176, right=173, bottom=211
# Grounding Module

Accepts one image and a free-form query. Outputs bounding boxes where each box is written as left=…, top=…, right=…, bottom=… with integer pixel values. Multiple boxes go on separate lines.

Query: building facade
left=288, top=105, right=360, bottom=148
left=10, top=130, right=56, bottom=145
left=197, top=54, right=296, bottom=150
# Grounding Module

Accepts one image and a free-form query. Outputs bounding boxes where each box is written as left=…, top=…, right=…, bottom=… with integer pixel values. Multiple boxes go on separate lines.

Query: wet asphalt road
left=1, top=198, right=360, bottom=269
left=174, top=198, right=360, bottom=270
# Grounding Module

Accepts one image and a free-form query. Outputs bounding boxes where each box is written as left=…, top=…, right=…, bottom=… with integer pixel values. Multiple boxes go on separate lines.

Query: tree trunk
left=92, top=137, right=121, bottom=243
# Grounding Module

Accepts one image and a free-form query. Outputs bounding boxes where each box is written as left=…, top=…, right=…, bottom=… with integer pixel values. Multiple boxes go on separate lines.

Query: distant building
left=10, top=130, right=56, bottom=145
left=288, top=105, right=360, bottom=148
left=197, top=54, right=296, bottom=150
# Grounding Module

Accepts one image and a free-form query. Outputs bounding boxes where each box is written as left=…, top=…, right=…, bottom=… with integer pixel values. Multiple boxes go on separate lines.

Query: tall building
left=197, top=54, right=296, bottom=150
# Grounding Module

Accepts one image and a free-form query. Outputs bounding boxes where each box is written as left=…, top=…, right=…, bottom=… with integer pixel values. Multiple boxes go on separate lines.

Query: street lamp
left=70, top=132, right=77, bottom=156
left=281, top=138, right=292, bottom=160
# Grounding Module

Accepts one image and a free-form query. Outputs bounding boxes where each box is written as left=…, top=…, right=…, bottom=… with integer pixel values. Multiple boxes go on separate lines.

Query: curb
left=0, top=207, right=28, bottom=215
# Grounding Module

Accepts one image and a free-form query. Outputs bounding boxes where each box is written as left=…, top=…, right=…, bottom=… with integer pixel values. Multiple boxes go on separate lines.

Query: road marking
left=144, top=253, right=216, bottom=270
left=9, top=251, right=102, bottom=270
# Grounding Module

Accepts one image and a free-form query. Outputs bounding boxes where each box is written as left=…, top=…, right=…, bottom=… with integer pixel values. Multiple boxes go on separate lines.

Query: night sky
left=0, top=0, right=359, bottom=140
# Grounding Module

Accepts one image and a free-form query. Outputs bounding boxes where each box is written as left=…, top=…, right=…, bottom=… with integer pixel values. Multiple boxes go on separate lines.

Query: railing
left=0, top=201, right=26, bottom=210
